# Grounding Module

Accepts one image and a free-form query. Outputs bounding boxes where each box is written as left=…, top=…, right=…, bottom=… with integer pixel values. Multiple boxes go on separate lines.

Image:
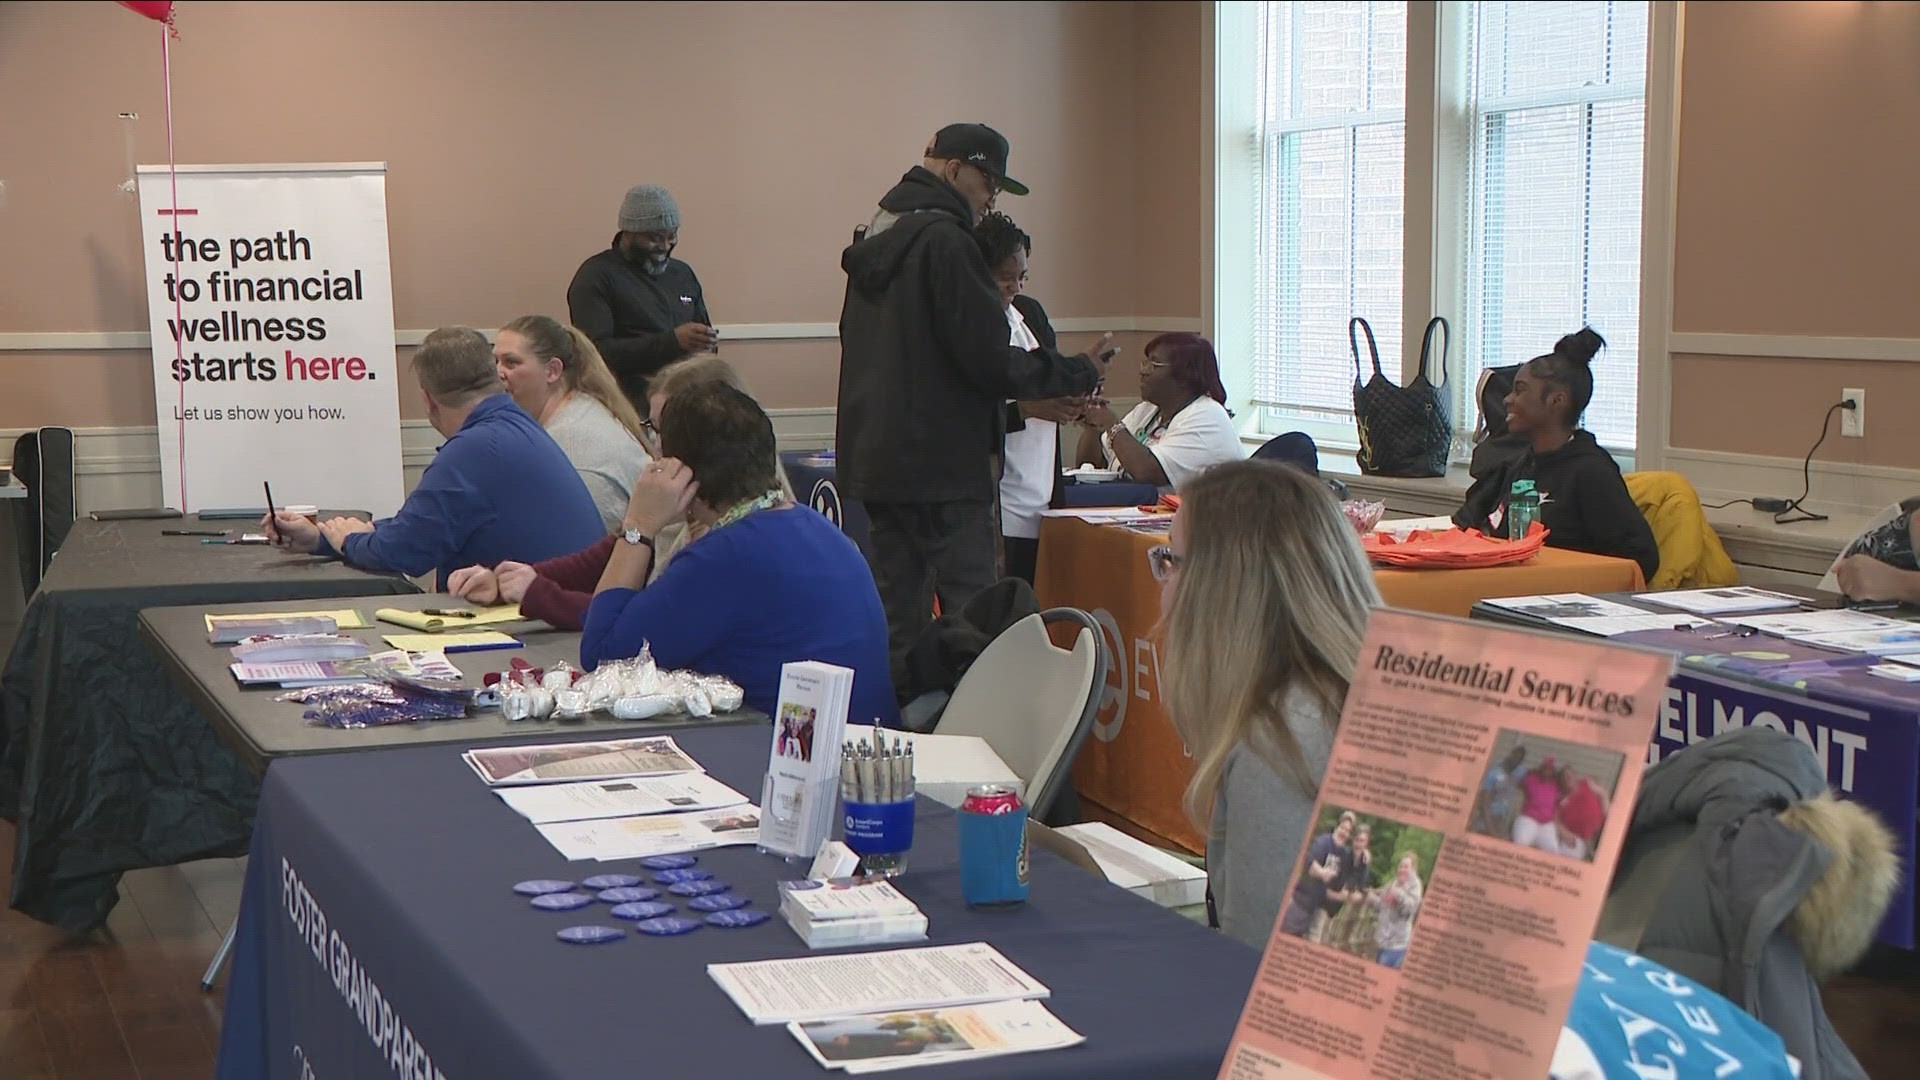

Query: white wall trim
left=0, top=318, right=1204, bottom=354
left=1668, top=332, right=1920, bottom=363
left=1636, top=0, right=1684, bottom=471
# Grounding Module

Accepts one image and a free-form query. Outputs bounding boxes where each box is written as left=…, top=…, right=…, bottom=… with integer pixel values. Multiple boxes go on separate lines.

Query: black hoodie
left=1454, top=430, right=1660, bottom=579
left=835, top=168, right=1099, bottom=503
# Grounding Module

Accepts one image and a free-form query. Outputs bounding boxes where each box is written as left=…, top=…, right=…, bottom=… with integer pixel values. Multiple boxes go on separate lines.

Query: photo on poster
left=1469, top=729, right=1625, bottom=863
left=1277, top=806, right=1443, bottom=970
left=778, top=703, right=819, bottom=763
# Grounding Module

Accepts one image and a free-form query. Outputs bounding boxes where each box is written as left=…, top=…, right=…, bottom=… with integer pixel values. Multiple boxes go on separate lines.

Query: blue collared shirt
left=325, top=394, right=606, bottom=587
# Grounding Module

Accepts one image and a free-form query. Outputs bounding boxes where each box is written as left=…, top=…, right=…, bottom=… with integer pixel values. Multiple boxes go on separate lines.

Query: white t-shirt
left=999, top=305, right=1055, bottom=540
left=1101, top=397, right=1242, bottom=489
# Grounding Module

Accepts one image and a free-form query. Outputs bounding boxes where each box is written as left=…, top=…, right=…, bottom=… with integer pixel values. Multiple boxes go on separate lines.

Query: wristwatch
left=621, top=526, right=656, bottom=551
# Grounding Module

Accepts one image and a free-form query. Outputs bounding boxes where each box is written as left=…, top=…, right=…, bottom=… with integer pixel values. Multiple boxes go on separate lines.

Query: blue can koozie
left=957, top=784, right=1029, bottom=906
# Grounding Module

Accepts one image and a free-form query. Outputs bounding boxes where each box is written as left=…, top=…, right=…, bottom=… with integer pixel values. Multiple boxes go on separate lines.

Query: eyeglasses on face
left=968, top=162, right=1003, bottom=196
left=1147, top=545, right=1184, bottom=582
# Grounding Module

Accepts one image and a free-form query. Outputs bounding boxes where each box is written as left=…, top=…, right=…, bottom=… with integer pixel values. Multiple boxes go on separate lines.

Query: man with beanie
left=838, top=124, right=1114, bottom=694
left=567, top=184, right=716, bottom=410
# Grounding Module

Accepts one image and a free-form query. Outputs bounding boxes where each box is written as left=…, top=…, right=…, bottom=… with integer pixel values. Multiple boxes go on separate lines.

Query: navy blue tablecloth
left=1057, top=478, right=1161, bottom=509
left=217, top=726, right=1257, bottom=1078
left=782, top=451, right=872, bottom=560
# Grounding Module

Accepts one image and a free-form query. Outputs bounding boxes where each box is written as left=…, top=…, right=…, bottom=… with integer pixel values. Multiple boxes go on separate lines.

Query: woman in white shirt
left=976, top=212, right=1085, bottom=585
left=495, top=314, right=653, bottom=532
left=1074, top=333, right=1240, bottom=489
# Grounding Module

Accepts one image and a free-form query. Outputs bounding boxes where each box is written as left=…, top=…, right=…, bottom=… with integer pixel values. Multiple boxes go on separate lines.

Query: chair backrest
left=12, top=427, right=77, bottom=596
left=1251, top=431, right=1320, bottom=475
left=935, top=608, right=1106, bottom=823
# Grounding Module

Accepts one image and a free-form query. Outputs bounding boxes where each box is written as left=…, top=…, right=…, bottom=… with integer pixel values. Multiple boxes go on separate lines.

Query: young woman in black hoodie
left=1453, top=329, right=1660, bottom=579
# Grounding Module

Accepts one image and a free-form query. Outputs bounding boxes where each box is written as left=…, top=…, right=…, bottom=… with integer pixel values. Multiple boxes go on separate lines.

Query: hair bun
left=1554, top=327, right=1606, bottom=365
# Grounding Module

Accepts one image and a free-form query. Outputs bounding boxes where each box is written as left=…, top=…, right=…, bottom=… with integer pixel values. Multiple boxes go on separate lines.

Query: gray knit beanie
left=618, top=185, right=681, bottom=233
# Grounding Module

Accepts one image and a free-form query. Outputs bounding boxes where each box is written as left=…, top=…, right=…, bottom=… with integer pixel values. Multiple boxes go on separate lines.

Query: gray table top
left=139, top=592, right=765, bottom=774
left=43, top=514, right=405, bottom=597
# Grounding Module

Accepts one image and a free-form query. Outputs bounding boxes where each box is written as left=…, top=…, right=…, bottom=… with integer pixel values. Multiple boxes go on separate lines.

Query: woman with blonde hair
left=1154, top=459, right=1380, bottom=950
left=1368, top=851, right=1424, bottom=969
left=448, top=354, right=789, bottom=623
left=495, top=314, right=652, bottom=532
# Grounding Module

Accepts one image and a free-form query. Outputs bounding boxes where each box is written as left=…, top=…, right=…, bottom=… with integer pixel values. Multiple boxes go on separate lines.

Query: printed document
left=789, top=1000, right=1084, bottom=1073
left=708, top=942, right=1050, bottom=1026
left=495, top=772, right=748, bottom=824
left=463, top=736, right=703, bottom=786
left=535, top=805, right=761, bottom=862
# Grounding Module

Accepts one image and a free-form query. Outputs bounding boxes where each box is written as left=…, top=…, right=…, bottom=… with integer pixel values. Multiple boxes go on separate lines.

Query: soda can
left=958, top=784, right=1029, bottom=907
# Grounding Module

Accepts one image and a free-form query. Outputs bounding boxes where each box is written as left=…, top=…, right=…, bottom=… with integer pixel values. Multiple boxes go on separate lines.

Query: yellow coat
left=1623, top=471, right=1739, bottom=591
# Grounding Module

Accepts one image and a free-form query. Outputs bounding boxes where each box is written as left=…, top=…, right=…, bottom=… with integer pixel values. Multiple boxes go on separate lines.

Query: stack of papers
left=205, top=608, right=369, bottom=642
left=1637, top=586, right=1806, bottom=615
left=1479, top=594, right=1711, bottom=637
left=462, top=736, right=704, bottom=786
left=790, top=1001, right=1084, bottom=1074
left=495, top=772, right=748, bottom=824
left=708, top=942, right=1051, bottom=1026
left=383, top=630, right=521, bottom=654
left=229, top=634, right=371, bottom=664
left=535, top=806, right=762, bottom=862
left=232, top=649, right=460, bottom=688
left=1056, top=822, right=1206, bottom=908
left=1794, top=627, right=1920, bottom=657
left=1730, top=609, right=1908, bottom=638
left=760, top=662, right=856, bottom=860
left=1372, top=514, right=1457, bottom=538
left=779, top=877, right=929, bottom=950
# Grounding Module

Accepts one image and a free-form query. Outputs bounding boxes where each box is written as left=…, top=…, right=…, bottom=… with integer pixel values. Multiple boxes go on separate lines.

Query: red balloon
left=116, top=1, right=175, bottom=22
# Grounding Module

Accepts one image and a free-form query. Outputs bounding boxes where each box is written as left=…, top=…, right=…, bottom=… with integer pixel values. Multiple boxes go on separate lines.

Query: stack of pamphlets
left=1635, top=586, right=1806, bottom=615
left=1480, top=593, right=1712, bottom=636
left=759, top=661, right=855, bottom=859
left=707, top=943, right=1081, bottom=1072
left=231, top=648, right=460, bottom=688
left=229, top=633, right=370, bottom=664
left=778, top=877, right=928, bottom=949
left=206, top=614, right=338, bottom=644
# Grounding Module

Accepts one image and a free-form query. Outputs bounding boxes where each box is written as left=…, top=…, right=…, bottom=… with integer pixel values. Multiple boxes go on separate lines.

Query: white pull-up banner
left=137, top=162, right=403, bottom=515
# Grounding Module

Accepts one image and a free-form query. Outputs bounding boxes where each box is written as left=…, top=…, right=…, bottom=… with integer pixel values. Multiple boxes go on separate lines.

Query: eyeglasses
left=1147, top=545, right=1183, bottom=582
left=1141, top=357, right=1171, bottom=372
left=969, top=162, right=1003, bottom=196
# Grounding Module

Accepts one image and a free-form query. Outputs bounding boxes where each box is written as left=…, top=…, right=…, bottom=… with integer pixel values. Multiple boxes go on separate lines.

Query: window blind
left=1251, top=1, right=1408, bottom=427
left=1464, top=1, right=1650, bottom=450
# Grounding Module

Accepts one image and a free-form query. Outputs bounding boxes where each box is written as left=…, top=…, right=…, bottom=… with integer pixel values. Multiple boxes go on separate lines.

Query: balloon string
left=162, top=20, right=186, bottom=508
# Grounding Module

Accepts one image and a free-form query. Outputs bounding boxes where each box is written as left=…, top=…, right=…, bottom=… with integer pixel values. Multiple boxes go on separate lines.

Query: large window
left=1227, top=0, right=1654, bottom=455
left=1250, top=1, right=1407, bottom=433
left=1465, top=1, right=1649, bottom=449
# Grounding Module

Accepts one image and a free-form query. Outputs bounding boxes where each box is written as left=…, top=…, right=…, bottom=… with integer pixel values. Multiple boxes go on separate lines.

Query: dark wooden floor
left=0, top=820, right=239, bottom=1079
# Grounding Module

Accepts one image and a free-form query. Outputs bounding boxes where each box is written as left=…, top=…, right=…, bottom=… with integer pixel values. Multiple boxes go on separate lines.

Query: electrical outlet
left=1842, top=388, right=1866, bottom=438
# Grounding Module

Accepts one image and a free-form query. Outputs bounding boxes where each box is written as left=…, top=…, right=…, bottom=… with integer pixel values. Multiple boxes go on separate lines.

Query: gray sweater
left=1208, top=696, right=1337, bottom=951
left=545, top=394, right=651, bottom=534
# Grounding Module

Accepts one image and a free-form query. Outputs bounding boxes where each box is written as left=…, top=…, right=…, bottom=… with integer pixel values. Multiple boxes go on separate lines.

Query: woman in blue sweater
left=580, top=382, right=898, bottom=726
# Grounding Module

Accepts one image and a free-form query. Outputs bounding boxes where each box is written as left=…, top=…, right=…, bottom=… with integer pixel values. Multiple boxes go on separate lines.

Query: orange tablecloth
left=1034, top=515, right=1646, bottom=852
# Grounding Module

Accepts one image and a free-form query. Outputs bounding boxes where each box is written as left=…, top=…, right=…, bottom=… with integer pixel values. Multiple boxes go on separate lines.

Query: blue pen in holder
left=843, top=799, right=914, bottom=878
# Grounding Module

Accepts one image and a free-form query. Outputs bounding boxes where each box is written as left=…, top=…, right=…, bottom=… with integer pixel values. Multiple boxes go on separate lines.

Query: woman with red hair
left=1074, top=332, right=1241, bottom=489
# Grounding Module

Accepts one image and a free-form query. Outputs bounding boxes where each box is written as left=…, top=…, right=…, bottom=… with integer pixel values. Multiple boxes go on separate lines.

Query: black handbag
left=1353, top=316, right=1452, bottom=478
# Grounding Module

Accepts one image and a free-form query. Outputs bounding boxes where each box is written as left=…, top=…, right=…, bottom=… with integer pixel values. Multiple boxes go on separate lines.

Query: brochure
left=759, top=661, right=855, bottom=860
left=229, top=633, right=370, bottom=664
left=1793, top=626, right=1920, bottom=656
left=535, top=805, right=761, bottom=862
left=462, top=736, right=703, bottom=786
left=231, top=649, right=460, bottom=688
left=494, top=772, right=748, bottom=825
left=788, top=1001, right=1084, bottom=1073
left=1634, top=586, right=1805, bottom=615
left=205, top=607, right=368, bottom=640
left=1216, top=608, right=1671, bottom=1080
left=707, top=942, right=1050, bottom=1026
left=1732, top=608, right=1910, bottom=639
left=1552, top=613, right=1711, bottom=637
left=1479, top=594, right=1650, bottom=622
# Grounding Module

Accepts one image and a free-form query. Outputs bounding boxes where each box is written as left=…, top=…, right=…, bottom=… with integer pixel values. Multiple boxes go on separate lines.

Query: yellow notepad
left=204, top=608, right=370, bottom=632
left=382, top=631, right=522, bottom=654
left=375, top=605, right=526, bottom=633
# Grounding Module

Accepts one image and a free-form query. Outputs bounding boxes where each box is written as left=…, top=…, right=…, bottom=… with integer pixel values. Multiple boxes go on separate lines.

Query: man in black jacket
left=566, top=184, right=716, bottom=412
left=837, top=124, right=1112, bottom=691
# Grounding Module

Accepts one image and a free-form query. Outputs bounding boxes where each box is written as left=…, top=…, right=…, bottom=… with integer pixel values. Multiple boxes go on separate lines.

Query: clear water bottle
left=1508, top=479, right=1540, bottom=540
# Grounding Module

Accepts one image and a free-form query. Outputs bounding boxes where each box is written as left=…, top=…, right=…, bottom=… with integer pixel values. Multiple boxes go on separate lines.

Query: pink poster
left=1219, top=609, right=1672, bottom=1080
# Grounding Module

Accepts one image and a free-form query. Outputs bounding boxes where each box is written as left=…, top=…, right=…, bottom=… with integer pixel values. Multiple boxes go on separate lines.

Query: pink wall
left=0, top=0, right=1203, bottom=425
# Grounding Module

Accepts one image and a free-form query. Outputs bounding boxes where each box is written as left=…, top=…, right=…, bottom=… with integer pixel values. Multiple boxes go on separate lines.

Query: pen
left=905, top=741, right=915, bottom=800
left=421, top=608, right=477, bottom=618
left=163, top=529, right=229, bottom=537
left=263, top=481, right=278, bottom=544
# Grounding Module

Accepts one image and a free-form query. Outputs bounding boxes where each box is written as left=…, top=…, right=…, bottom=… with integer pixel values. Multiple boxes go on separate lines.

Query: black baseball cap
left=928, top=123, right=1028, bottom=196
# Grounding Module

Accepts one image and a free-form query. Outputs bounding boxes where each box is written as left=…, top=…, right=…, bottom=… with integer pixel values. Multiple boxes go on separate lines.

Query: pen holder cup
left=842, top=798, right=915, bottom=879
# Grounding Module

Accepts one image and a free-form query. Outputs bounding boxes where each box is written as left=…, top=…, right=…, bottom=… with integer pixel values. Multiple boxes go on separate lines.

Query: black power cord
left=1771, top=401, right=1851, bottom=525
left=1700, top=399, right=1854, bottom=522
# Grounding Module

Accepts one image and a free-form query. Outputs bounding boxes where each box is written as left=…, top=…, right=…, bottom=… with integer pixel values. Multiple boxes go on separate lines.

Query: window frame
left=1210, top=0, right=1682, bottom=472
